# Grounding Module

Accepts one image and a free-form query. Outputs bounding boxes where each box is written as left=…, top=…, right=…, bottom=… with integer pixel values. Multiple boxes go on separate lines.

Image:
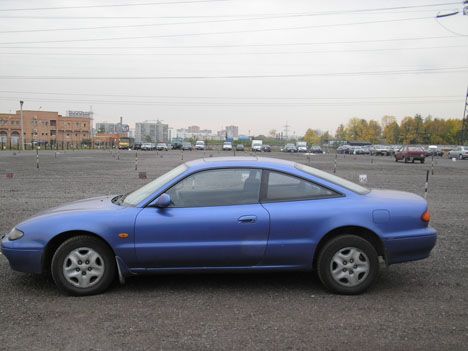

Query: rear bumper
left=384, top=227, right=437, bottom=264
left=1, top=245, right=43, bottom=274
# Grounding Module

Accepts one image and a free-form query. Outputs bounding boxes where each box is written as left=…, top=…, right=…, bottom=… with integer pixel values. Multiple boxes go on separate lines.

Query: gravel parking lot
left=0, top=150, right=467, bottom=350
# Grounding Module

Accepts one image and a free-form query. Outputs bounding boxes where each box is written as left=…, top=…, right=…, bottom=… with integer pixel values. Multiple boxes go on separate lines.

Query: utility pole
left=283, top=122, right=290, bottom=140
left=461, top=87, right=468, bottom=145
left=19, top=100, right=25, bottom=150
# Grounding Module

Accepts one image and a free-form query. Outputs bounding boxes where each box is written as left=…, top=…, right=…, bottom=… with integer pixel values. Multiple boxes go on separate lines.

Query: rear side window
left=265, top=171, right=338, bottom=202
left=408, top=146, right=424, bottom=151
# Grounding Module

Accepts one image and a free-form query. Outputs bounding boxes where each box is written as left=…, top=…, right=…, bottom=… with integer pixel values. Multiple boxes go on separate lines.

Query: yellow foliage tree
left=303, top=129, right=321, bottom=145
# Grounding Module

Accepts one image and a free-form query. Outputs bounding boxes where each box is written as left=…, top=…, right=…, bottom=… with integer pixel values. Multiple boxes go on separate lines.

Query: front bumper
left=1, top=236, right=44, bottom=274
left=384, top=227, right=437, bottom=265
left=1, top=247, right=43, bottom=273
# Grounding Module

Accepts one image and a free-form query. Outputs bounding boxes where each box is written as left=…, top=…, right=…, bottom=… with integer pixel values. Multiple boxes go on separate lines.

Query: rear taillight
left=421, top=210, right=431, bottom=223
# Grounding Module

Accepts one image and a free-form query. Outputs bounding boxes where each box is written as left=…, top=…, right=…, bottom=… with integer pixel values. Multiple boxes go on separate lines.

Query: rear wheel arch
left=313, top=226, right=386, bottom=269
left=42, top=230, right=116, bottom=274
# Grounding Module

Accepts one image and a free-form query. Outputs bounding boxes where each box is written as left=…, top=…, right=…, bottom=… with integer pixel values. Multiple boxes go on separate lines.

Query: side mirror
left=154, top=193, right=171, bottom=208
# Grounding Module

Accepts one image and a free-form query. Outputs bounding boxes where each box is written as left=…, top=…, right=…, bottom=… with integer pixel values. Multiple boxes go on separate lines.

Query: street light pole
left=19, top=100, right=24, bottom=150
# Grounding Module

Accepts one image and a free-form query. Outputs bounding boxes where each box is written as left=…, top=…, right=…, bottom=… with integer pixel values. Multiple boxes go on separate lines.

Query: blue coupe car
left=1, top=157, right=437, bottom=296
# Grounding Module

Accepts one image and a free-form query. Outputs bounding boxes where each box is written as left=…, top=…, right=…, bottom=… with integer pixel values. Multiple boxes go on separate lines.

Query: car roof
left=185, top=156, right=295, bottom=170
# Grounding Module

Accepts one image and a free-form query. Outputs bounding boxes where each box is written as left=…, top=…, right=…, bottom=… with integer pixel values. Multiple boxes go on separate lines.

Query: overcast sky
left=0, top=0, right=467, bottom=136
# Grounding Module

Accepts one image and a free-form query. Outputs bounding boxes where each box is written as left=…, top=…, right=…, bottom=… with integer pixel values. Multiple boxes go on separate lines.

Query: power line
left=1, top=66, right=467, bottom=80
left=0, top=0, right=230, bottom=12
left=0, top=96, right=462, bottom=107
left=0, top=1, right=458, bottom=14
left=0, top=16, right=436, bottom=45
left=0, top=13, right=443, bottom=34
left=0, top=7, right=442, bottom=19
left=0, top=2, right=461, bottom=33
left=0, top=90, right=461, bottom=100
left=1, top=44, right=466, bottom=56
left=3, top=35, right=463, bottom=50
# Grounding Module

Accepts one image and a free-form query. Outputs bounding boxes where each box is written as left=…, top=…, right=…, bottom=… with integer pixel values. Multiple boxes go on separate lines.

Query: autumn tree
left=365, top=120, right=382, bottom=143
left=346, top=118, right=368, bottom=141
left=335, top=124, right=347, bottom=140
left=383, top=121, right=400, bottom=144
left=320, top=131, right=331, bottom=144
left=381, top=115, right=397, bottom=128
left=303, top=129, right=321, bottom=145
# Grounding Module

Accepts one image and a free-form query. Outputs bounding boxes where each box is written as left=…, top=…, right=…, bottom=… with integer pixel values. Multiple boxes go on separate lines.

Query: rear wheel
left=317, top=235, right=379, bottom=295
left=51, top=235, right=116, bottom=296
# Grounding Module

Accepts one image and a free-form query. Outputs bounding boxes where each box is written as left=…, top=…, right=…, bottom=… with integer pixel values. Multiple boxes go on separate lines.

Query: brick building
left=0, top=110, right=92, bottom=148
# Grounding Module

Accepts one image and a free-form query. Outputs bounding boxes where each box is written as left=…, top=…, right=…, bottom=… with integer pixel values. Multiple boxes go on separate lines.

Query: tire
left=317, top=235, right=379, bottom=295
left=51, top=235, right=116, bottom=296
left=404, top=157, right=409, bottom=163
left=395, top=157, right=398, bottom=162
left=421, top=159, right=425, bottom=164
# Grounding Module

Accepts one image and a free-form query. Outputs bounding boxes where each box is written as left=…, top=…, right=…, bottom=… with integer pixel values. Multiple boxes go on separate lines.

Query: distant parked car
left=309, top=145, right=323, bottom=154
left=222, top=141, right=233, bottom=151
left=182, top=142, right=193, bottom=151
left=235, top=144, right=245, bottom=151
left=395, top=146, right=426, bottom=163
left=296, top=142, right=308, bottom=152
left=195, top=140, right=205, bottom=150
left=282, top=143, right=297, bottom=153
left=141, top=143, right=155, bottom=151
left=261, top=145, right=272, bottom=152
left=390, top=145, right=401, bottom=155
left=448, top=146, right=468, bottom=160
left=251, top=140, right=263, bottom=152
left=353, top=146, right=370, bottom=155
left=133, top=142, right=142, bottom=150
left=337, top=145, right=351, bottom=154
left=425, top=145, right=443, bottom=157
left=156, top=143, right=168, bottom=151
left=171, top=141, right=183, bottom=150
left=371, top=145, right=391, bottom=156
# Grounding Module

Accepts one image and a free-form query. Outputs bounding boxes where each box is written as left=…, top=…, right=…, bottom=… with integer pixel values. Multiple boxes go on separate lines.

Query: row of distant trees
left=303, top=115, right=463, bottom=145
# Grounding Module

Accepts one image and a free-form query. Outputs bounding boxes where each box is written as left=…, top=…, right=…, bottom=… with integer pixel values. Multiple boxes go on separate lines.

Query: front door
left=135, top=168, right=269, bottom=268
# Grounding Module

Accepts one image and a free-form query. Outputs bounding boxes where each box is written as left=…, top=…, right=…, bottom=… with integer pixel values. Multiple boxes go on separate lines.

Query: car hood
left=33, top=195, right=119, bottom=217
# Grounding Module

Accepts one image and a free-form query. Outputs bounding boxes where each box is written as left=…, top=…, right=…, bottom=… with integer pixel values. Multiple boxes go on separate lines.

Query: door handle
left=238, top=215, right=257, bottom=223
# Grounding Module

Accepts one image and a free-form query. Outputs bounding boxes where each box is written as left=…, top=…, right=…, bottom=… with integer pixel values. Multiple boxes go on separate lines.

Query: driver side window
left=166, top=168, right=261, bottom=208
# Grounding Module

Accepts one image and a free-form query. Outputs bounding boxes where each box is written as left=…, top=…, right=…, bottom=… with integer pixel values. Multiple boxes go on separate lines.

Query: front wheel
left=317, top=235, right=379, bottom=295
left=51, top=235, right=116, bottom=296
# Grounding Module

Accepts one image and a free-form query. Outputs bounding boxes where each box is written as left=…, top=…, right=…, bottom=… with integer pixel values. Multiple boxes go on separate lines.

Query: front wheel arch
left=313, top=226, right=386, bottom=270
left=42, top=230, right=116, bottom=275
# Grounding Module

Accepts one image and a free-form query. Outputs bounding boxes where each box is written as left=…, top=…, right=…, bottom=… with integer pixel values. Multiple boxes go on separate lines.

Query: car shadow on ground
left=122, top=271, right=322, bottom=293
left=7, top=268, right=411, bottom=297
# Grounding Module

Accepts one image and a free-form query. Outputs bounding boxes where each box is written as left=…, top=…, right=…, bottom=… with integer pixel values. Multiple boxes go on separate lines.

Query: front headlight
left=7, top=228, right=24, bottom=241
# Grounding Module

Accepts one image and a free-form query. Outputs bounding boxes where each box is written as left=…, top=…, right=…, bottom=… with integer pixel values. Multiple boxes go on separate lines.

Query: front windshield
left=295, top=163, right=370, bottom=195
left=122, top=164, right=187, bottom=206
